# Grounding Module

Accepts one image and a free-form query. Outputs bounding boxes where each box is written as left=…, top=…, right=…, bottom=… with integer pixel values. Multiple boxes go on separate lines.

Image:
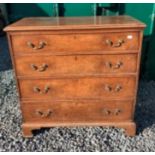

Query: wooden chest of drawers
left=4, top=16, right=145, bottom=137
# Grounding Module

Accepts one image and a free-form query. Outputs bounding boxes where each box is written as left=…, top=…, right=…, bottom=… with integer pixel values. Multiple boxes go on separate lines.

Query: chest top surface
left=4, top=16, right=146, bottom=31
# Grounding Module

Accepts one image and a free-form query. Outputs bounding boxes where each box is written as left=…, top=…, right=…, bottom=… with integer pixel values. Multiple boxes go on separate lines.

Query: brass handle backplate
left=102, top=108, right=122, bottom=116
left=27, top=41, right=46, bottom=50
left=105, top=61, right=123, bottom=69
left=36, top=109, right=52, bottom=118
left=105, top=39, right=124, bottom=48
left=33, top=86, right=50, bottom=94
left=31, top=63, right=48, bottom=72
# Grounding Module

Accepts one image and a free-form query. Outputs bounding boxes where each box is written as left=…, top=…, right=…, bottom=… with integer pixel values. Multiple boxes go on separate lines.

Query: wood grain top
left=4, top=16, right=146, bottom=31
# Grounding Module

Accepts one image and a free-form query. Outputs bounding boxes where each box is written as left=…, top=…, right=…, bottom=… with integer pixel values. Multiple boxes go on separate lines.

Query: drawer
left=12, top=32, right=139, bottom=54
left=15, top=54, right=138, bottom=77
left=22, top=100, right=133, bottom=123
left=19, top=77, right=136, bottom=100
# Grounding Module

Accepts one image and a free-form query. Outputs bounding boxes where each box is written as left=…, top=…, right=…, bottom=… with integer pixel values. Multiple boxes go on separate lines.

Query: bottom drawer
left=22, top=100, right=134, bottom=123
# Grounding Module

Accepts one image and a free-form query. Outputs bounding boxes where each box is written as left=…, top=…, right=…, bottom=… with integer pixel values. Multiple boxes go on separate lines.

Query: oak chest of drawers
left=4, top=16, right=146, bottom=137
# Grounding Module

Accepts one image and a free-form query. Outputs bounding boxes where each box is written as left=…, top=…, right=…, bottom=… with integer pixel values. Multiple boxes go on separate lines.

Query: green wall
left=124, top=4, right=155, bottom=79
left=125, top=3, right=155, bottom=35
left=7, top=3, right=55, bottom=21
left=63, top=3, right=94, bottom=16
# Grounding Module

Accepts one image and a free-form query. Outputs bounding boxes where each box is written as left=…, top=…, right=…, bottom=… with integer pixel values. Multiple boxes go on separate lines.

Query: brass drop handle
left=102, top=108, right=122, bottom=116
left=105, top=39, right=124, bottom=47
left=31, top=63, right=48, bottom=72
left=33, top=86, right=50, bottom=94
left=36, top=109, right=52, bottom=118
left=105, top=61, right=123, bottom=69
left=27, top=41, right=46, bottom=50
left=104, top=84, right=122, bottom=92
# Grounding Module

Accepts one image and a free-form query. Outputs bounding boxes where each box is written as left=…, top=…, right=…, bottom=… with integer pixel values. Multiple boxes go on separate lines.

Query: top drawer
left=11, top=32, right=139, bottom=54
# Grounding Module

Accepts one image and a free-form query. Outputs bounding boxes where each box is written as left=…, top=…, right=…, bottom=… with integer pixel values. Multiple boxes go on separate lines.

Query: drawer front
left=15, top=54, right=138, bottom=77
left=22, top=100, right=133, bottom=123
left=12, top=32, right=139, bottom=54
left=19, top=77, right=136, bottom=100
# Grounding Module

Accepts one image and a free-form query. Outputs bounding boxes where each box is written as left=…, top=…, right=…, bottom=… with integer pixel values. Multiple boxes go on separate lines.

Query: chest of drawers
left=4, top=16, right=145, bottom=137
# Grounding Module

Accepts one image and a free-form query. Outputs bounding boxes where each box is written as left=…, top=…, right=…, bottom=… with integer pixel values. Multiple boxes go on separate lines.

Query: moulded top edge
left=4, top=16, right=146, bottom=32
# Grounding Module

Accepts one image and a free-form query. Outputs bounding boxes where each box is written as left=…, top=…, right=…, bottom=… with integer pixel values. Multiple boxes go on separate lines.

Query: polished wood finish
left=4, top=16, right=146, bottom=137
left=4, top=16, right=145, bottom=31
left=19, top=77, right=136, bottom=100
left=15, top=54, right=138, bottom=77
left=11, top=32, right=139, bottom=54
left=22, top=100, right=133, bottom=122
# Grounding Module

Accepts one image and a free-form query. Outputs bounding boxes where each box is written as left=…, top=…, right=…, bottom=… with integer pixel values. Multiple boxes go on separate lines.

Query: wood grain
left=11, top=32, right=139, bottom=54
left=4, top=16, right=145, bottom=137
left=4, top=16, right=146, bottom=31
left=14, top=54, right=138, bottom=77
left=19, top=77, right=136, bottom=100
left=21, top=100, right=133, bottom=123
